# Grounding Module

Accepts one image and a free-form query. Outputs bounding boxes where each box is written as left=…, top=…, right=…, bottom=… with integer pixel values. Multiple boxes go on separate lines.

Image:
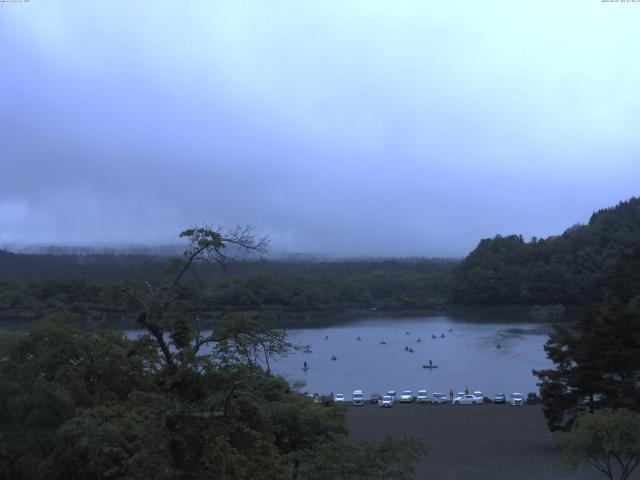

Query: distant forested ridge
left=2, top=197, right=639, bottom=326
left=450, top=197, right=640, bottom=305
left=0, top=254, right=455, bottom=327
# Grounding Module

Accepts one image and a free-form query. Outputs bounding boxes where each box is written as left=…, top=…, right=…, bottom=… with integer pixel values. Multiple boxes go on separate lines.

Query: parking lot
left=346, top=403, right=604, bottom=480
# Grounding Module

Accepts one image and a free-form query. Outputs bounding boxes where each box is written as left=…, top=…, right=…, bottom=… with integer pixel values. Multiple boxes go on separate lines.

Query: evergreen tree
left=534, top=246, right=640, bottom=431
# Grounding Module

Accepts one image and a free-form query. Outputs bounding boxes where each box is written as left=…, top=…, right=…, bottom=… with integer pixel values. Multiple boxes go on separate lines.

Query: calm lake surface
left=267, top=312, right=556, bottom=398
left=122, top=311, right=558, bottom=398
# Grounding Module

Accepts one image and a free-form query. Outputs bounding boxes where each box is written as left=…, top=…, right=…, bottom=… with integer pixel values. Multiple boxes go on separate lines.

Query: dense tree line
left=450, top=197, right=640, bottom=305
left=0, top=259, right=455, bottom=327
left=2, top=197, right=639, bottom=326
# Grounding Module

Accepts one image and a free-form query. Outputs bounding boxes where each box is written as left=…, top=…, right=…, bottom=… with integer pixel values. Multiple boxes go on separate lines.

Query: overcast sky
left=1, top=1, right=639, bottom=257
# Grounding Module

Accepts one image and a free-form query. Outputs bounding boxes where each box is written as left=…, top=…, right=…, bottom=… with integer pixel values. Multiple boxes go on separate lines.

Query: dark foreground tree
left=296, top=436, right=425, bottom=480
left=0, top=226, right=426, bottom=480
left=555, top=408, right=640, bottom=480
left=534, top=247, right=640, bottom=431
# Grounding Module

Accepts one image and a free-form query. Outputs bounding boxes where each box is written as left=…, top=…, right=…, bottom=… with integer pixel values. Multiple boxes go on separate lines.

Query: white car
left=334, top=393, right=345, bottom=402
left=386, top=390, right=397, bottom=399
left=453, top=394, right=482, bottom=405
left=400, top=390, right=414, bottom=402
left=511, top=393, right=524, bottom=406
left=430, top=392, right=450, bottom=404
left=380, top=395, right=394, bottom=407
left=473, top=391, right=484, bottom=403
left=416, top=390, right=429, bottom=403
left=352, top=390, right=364, bottom=406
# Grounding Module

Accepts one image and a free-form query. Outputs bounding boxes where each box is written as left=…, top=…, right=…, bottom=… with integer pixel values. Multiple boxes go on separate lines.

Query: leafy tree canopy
left=0, top=226, right=425, bottom=480
left=555, top=408, right=640, bottom=480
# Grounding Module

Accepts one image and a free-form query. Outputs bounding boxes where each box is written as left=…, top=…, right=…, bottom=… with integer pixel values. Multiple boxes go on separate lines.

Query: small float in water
left=380, top=340, right=386, bottom=345
left=423, top=359, right=437, bottom=369
left=330, top=355, right=337, bottom=361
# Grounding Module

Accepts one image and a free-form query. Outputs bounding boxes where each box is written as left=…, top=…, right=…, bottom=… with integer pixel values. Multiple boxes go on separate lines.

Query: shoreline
left=0, top=304, right=583, bottom=333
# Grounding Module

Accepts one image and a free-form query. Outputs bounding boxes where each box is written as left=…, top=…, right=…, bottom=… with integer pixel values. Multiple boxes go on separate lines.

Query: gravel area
left=347, top=403, right=612, bottom=480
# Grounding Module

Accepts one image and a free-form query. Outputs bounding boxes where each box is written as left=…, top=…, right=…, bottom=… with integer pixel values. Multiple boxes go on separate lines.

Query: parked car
left=352, top=390, right=364, bottom=406
left=386, top=390, right=397, bottom=399
left=493, top=393, right=506, bottom=404
left=430, top=393, right=450, bottom=404
left=526, top=392, right=538, bottom=404
left=416, top=390, right=429, bottom=403
left=400, top=390, right=414, bottom=402
left=380, top=395, right=394, bottom=407
left=473, top=391, right=484, bottom=403
left=334, top=393, right=345, bottom=402
left=369, top=392, right=382, bottom=404
left=453, top=394, right=482, bottom=405
left=511, top=393, right=524, bottom=406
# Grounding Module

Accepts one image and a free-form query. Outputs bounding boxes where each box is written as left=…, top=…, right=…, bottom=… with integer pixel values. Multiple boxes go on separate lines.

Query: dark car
left=526, top=392, right=539, bottom=404
left=369, top=392, right=383, bottom=404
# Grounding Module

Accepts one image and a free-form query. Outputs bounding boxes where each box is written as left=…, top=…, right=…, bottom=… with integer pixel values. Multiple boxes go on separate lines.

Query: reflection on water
left=271, top=314, right=555, bottom=398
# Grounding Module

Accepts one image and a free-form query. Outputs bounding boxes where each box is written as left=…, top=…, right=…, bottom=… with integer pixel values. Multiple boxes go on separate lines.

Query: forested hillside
left=0, top=254, right=455, bottom=327
left=2, top=197, right=639, bottom=324
left=450, top=197, right=640, bottom=305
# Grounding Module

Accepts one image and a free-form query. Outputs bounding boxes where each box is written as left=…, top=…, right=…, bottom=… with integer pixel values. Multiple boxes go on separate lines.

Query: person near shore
left=449, top=389, right=454, bottom=401
left=465, top=386, right=469, bottom=395
left=429, top=359, right=433, bottom=367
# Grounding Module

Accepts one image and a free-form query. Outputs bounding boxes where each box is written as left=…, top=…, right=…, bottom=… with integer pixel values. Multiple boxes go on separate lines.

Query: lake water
left=1, top=311, right=558, bottom=398
left=111, top=311, right=558, bottom=399
left=267, top=313, right=556, bottom=398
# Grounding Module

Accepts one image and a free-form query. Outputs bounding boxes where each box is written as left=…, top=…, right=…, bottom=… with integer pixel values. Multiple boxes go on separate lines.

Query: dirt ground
left=347, top=403, right=615, bottom=480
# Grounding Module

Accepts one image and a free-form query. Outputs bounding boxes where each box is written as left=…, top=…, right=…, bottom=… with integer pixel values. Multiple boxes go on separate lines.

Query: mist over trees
left=2, top=198, right=640, bottom=329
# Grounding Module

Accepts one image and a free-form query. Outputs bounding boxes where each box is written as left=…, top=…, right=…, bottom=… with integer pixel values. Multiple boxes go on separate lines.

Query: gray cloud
left=1, top=1, right=639, bottom=256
